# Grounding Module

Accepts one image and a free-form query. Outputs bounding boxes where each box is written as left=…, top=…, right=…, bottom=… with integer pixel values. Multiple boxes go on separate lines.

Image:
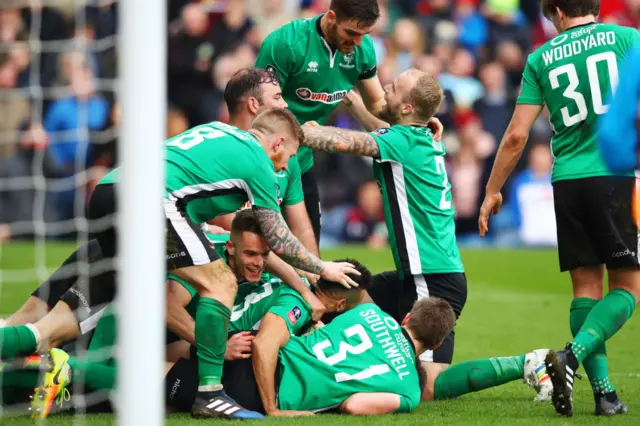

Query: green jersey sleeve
left=168, top=274, right=197, bottom=298
left=255, top=33, right=297, bottom=82
left=247, top=159, right=281, bottom=212
left=358, top=36, right=378, bottom=80
left=517, top=57, right=544, bottom=105
left=282, top=157, right=304, bottom=206
left=370, top=127, right=410, bottom=163
left=267, top=292, right=312, bottom=335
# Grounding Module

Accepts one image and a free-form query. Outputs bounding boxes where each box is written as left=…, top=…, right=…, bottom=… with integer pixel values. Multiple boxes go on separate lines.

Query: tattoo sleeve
left=254, top=207, right=324, bottom=274
left=303, top=126, right=381, bottom=158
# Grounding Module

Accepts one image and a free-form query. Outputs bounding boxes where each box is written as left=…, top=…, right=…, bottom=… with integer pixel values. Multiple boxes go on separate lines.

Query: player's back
left=277, top=303, right=421, bottom=413
left=164, top=122, right=276, bottom=223
left=523, top=23, right=639, bottom=181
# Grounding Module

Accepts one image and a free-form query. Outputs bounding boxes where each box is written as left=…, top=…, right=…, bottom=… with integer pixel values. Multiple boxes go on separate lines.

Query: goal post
left=117, top=0, right=166, bottom=424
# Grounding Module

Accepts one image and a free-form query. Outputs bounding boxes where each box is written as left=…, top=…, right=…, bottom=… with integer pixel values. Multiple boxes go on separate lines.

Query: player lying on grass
left=299, top=68, right=468, bottom=401
left=478, top=0, right=638, bottom=417
left=0, top=256, right=368, bottom=419
left=0, top=211, right=309, bottom=368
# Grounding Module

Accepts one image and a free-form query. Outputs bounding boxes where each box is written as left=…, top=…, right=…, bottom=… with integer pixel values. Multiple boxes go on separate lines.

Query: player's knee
left=570, top=266, right=605, bottom=298
left=607, top=268, right=640, bottom=302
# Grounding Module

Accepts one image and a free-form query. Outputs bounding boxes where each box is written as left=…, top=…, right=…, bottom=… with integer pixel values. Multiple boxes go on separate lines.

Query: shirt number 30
left=549, top=52, right=619, bottom=128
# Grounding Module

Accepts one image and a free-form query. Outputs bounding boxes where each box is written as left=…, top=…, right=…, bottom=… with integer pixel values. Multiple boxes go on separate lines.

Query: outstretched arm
left=253, top=207, right=359, bottom=288
left=302, top=125, right=380, bottom=158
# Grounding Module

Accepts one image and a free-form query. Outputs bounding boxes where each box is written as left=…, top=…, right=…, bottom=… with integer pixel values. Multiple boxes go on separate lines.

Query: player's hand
left=303, top=120, right=321, bottom=128
left=428, top=117, right=444, bottom=141
left=297, top=269, right=320, bottom=285
left=224, top=331, right=254, bottom=360
left=478, top=192, right=503, bottom=238
left=342, top=90, right=364, bottom=109
left=320, top=261, right=360, bottom=288
left=267, top=409, right=315, bottom=417
left=300, top=290, right=325, bottom=322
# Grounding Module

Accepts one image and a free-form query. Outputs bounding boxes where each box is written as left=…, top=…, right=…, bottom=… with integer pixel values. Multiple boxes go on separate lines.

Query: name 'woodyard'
left=543, top=25, right=616, bottom=66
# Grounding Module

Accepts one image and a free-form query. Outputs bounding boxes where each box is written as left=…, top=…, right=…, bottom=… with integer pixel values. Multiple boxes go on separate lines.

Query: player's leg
left=163, top=199, right=262, bottom=419
left=301, top=168, right=321, bottom=244
left=545, top=177, right=628, bottom=416
left=0, top=271, right=115, bottom=359
left=414, top=273, right=467, bottom=401
left=3, top=240, right=104, bottom=327
left=429, top=349, right=551, bottom=401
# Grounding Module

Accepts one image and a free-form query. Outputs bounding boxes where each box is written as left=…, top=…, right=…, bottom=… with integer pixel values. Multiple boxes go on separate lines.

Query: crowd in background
left=0, top=0, right=638, bottom=248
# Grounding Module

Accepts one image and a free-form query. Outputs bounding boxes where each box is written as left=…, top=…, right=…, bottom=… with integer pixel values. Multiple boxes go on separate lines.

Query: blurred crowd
left=0, top=0, right=639, bottom=247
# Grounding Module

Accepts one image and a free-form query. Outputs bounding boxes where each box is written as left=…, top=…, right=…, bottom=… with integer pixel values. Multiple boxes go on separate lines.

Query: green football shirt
left=100, top=121, right=280, bottom=223
left=517, top=23, right=640, bottom=182
left=240, top=156, right=304, bottom=209
left=255, top=14, right=378, bottom=174
left=370, top=126, right=463, bottom=277
left=277, top=303, right=421, bottom=413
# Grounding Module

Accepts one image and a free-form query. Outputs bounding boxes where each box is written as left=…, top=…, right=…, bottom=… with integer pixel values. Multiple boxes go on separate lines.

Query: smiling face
left=226, top=231, right=270, bottom=283
left=326, top=12, right=376, bottom=54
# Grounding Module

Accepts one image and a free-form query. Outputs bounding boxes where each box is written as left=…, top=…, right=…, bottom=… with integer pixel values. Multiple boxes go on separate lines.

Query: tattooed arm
left=302, top=126, right=381, bottom=158
left=253, top=207, right=324, bottom=274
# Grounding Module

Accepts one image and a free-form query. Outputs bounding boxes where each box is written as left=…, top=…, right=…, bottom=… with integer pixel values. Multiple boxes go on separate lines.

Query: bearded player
left=478, top=0, right=639, bottom=417
left=255, top=0, right=442, bottom=247
left=297, top=69, right=467, bottom=400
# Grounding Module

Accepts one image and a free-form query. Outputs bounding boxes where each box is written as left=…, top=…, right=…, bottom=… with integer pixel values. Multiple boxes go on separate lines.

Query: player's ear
left=401, top=103, right=413, bottom=116
left=401, top=312, right=411, bottom=327
left=225, top=239, right=234, bottom=255
left=247, top=97, right=260, bottom=115
left=326, top=10, right=337, bottom=25
left=273, top=137, right=284, bottom=152
left=337, top=298, right=347, bottom=313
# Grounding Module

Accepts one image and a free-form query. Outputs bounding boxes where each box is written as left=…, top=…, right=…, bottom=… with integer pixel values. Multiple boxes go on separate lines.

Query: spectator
left=496, top=40, right=525, bottom=91
left=439, top=47, right=484, bottom=108
left=382, top=18, right=425, bottom=79
left=247, top=0, right=296, bottom=44
left=44, top=54, right=109, bottom=221
left=451, top=114, right=496, bottom=237
left=168, top=3, right=216, bottom=126
left=321, top=181, right=387, bottom=249
left=501, top=143, right=556, bottom=247
left=0, top=120, right=62, bottom=242
left=455, top=0, right=488, bottom=55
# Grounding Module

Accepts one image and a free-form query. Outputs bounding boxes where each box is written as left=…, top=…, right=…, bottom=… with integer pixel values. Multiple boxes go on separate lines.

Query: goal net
left=0, top=1, right=165, bottom=424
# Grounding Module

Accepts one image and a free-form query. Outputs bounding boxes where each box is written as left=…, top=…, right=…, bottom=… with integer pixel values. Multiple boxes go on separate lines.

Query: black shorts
left=88, top=184, right=219, bottom=270
left=164, top=198, right=220, bottom=269
left=368, top=270, right=467, bottom=364
left=32, top=239, right=104, bottom=309
left=301, top=167, right=321, bottom=244
left=553, top=176, right=640, bottom=272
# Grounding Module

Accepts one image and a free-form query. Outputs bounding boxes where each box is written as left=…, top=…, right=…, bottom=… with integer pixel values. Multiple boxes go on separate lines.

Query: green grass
left=1, top=243, right=639, bottom=425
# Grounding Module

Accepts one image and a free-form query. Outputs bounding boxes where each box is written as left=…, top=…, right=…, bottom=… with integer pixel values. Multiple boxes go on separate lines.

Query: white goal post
left=117, top=0, right=166, bottom=425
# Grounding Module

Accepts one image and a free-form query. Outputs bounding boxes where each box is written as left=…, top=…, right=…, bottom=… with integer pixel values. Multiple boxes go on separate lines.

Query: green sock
left=434, top=355, right=525, bottom=400
left=570, top=298, right=614, bottom=393
left=572, top=289, right=636, bottom=365
left=195, top=297, right=231, bottom=389
left=67, top=358, right=117, bottom=391
left=0, top=325, right=38, bottom=358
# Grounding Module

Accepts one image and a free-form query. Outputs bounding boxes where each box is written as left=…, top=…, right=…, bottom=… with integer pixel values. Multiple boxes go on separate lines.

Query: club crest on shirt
left=288, top=306, right=302, bottom=324
left=373, top=128, right=389, bottom=136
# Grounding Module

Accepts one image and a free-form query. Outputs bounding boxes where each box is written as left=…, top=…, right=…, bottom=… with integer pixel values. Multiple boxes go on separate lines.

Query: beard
left=378, top=103, right=399, bottom=124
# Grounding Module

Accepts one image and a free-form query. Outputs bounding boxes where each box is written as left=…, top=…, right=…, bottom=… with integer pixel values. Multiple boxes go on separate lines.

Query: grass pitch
left=1, top=243, right=639, bottom=425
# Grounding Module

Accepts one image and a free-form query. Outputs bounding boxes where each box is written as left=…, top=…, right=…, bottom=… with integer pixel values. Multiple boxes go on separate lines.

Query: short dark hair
left=224, top=68, right=281, bottom=116
left=252, top=107, right=304, bottom=145
left=330, top=0, right=380, bottom=27
left=406, top=297, right=456, bottom=350
left=230, top=209, right=262, bottom=237
left=316, top=258, right=372, bottom=293
left=408, top=71, right=444, bottom=122
left=540, top=0, right=600, bottom=20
